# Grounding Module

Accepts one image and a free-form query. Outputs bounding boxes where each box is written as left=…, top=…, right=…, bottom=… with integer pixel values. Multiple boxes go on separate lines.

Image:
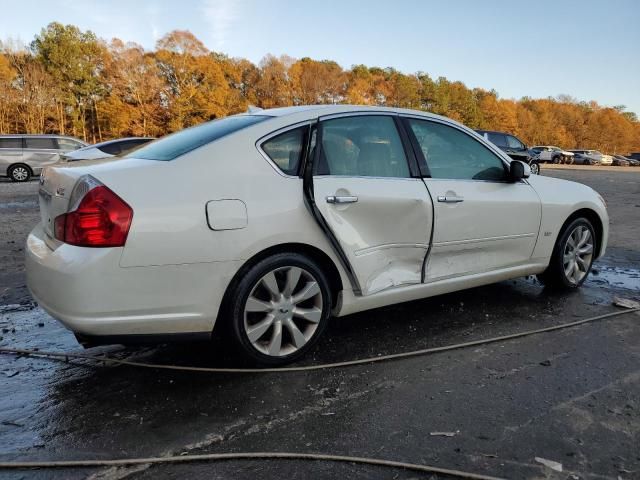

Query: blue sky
left=2, top=0, right=639, bottom=114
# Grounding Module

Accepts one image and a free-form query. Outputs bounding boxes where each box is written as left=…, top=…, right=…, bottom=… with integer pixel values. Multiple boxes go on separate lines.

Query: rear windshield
left=127, top=115, right=269, bottom=161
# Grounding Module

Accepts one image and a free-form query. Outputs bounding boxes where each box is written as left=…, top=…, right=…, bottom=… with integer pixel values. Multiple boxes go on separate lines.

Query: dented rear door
left=311, top=114, right=433, bottom=296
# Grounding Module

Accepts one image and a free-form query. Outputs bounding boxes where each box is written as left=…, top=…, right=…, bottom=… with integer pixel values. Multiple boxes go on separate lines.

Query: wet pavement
left=1, top=169, right=639, bottom=479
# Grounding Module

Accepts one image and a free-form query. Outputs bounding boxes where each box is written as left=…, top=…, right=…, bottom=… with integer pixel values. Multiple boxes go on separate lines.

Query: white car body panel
left=423, top=178, right=541, bottom=280
left=64, top=146, right=114, bottom=161
left=314, top=176, right=432, bottom=295
left=25, top=105, right=609, bottom=339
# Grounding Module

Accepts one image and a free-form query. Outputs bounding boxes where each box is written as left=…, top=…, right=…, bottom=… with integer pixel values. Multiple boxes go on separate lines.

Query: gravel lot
left=0, top=167, right=639, bottom=480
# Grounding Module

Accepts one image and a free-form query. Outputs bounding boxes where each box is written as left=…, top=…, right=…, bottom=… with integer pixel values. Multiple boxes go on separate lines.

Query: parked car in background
left=568, top=150, right=613, bottom=166
left=627, top=152, right=640, bottom=161
left=475, top=130, right=540, bottom=174
left=27, top=105, right=608, bottom=365
left=612, top=155, right=632, bottom=166
left=0, top=134, right=87, bottom=182
left=530, top=146, right=575, bottom=164
left=60, top=137, right=154, bottom=162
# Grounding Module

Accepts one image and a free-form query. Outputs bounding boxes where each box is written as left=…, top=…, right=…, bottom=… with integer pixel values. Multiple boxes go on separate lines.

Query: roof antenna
left=247, top=105, right=263, bottom=114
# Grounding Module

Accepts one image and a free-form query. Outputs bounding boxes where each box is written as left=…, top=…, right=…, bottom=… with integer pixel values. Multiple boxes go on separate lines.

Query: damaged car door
left=403, top=117, right=541, bottom=281
left=311, top=114, right=433, bottom=296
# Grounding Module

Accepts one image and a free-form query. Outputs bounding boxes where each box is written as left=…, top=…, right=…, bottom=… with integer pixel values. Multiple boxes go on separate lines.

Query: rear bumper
left=26, top=223, right=241, bottom=337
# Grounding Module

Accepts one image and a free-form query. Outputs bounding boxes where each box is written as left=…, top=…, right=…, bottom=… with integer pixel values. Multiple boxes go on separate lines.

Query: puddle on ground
left=590, top=266, right=640, bottom=291
left=0, top=200, right=38, bottom=209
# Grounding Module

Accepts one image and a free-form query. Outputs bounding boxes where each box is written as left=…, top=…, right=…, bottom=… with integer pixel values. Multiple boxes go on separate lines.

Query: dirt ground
left=0, top=167, right=639, bottom=480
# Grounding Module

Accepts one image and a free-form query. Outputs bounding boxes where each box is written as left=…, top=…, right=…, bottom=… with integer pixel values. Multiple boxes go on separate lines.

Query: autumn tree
left=31, top=22, right=105, bottom=140
left=155, top=30, right=230, bottom=131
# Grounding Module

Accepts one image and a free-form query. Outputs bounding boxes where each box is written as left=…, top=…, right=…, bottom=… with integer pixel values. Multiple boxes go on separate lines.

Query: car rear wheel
left=552, top=156, right=560, bottom=164
left=228, top=253, right=332, bottom=366
left=8, top=164, right=31, bottom=182
left=538, top=218, right=595, bottom=289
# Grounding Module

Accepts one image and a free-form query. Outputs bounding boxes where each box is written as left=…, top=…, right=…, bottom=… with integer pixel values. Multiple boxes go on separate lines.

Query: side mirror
left=510, top=160, right=530, bottom=181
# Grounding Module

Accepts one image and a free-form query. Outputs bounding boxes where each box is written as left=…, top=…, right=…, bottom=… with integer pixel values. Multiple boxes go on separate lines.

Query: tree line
left=1, top=22, right=638, bottom=154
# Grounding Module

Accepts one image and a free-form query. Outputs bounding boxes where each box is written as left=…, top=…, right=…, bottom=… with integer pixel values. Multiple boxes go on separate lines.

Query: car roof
left=251, top=104, right=450, bottom=122
left=0, top=134, right=81, bottom=138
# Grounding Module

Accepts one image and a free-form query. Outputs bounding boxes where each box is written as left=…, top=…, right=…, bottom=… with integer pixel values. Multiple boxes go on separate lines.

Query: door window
left=98, top=142, right=123, bottom=155
left=261, top=127, right=306, bottom=175
left=506, top=135, right=525, bottom=149
left=406, top=119, right=507, bottom=181
left=315, top=116, right=410, bottom=178
left=56, top=138, right=84, bottom=150
left=0, top=138, right=22, bottom=149
left=25, top=137, right=56, bottom=149
left=487, top=133, right=508, bottom=148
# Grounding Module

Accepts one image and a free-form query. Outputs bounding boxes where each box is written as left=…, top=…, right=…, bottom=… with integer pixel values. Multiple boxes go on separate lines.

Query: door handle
left=326, top=195, right=358, bottom=204
left=437, top=195, right=464, bottom=203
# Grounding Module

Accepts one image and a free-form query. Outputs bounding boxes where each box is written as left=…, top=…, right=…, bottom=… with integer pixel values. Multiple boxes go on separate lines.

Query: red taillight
left=54, top=184, right=133, bottom=247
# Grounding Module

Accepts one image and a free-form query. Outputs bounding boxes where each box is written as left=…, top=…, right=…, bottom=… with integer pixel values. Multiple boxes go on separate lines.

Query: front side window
left=127, top=115, right=268, bottom=161
left=25, top=137, right=56, bottom=149
left=506, top=135, right=525, bottom=149
left=261, top=127, right=306, bottom=175
left=315, top=115, right=410, bottom=178
left=407, top=119, right=507, bottom=181
left=0, top=138, right=22, bottom=149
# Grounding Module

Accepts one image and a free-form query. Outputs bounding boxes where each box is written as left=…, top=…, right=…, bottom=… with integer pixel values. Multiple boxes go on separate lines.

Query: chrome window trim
left=255, top=120, right=313, bottom=179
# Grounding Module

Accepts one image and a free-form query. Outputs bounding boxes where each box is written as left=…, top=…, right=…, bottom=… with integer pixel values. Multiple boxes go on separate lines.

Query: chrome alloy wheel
left=243, top=266, right=323, bottom=357
left=12, top=166, right=29, bottom=181
left=563, top=225, right=594, bottom=284
left=530, top=162, right=540, bottom=175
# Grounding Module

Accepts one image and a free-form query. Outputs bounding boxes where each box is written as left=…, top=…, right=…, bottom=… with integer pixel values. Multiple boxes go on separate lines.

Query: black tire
left=538, top=217, right=596, bottom=289
left=228, top=253, right=332, bottom=366
left=583, top=159, right=591, bottom=166
left=8, top=164, right=31, bottom=182
left=552, top=155, right=560, bottom=164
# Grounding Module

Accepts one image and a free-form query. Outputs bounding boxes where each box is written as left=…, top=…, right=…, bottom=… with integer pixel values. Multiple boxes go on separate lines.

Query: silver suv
left=0, top=134, right=87, bottom=182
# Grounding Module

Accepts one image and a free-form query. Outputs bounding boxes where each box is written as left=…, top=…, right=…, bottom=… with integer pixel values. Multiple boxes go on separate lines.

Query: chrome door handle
left=326, top=195, right=358, bottom=204
left=437, top=195, right=464, bottom=203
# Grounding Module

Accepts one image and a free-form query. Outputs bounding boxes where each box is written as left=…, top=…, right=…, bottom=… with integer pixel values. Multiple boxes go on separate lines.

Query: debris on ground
left=539, top=359, right=552, bottom=366
left=535, top=456, right=563, bottom=472
left=613, top=296, right=640, bottom=309
left=429, top=431, right=459, bottom=437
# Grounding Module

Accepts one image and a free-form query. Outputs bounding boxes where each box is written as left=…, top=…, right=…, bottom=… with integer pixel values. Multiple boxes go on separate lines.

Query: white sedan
left=26, top=106, right=608, bottom=365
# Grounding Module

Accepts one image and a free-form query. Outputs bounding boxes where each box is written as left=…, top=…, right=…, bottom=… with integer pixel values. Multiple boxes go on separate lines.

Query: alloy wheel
left=530, top=163, right=540, bottom=175
left=563, top=225, right=594, bottom=285
left=243, top=266, right=323, bottom=357
left=11, top=166, right=29, bottom=181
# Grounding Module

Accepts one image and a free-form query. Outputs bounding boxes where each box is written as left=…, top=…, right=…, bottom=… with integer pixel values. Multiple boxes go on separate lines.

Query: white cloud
left=201, top=0, right=241, bottom=50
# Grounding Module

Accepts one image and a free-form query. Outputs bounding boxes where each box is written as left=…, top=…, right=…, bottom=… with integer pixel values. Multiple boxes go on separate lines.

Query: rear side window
left=25, top=137, right=56, bottom=149
left=98, top=142, right=123, bottom=155
left=487, top=133, right=508, bottom=148
left=0, top=138, right=22, bottom=149
left=315, top=115, right=410, bottom=178
left=119, top=139, right=152, bottom=154
left=127, top=115, right=269, bottom=161
left=261, top=127, right=306, bottom=175
left=57, top=138, right=84, bottom=150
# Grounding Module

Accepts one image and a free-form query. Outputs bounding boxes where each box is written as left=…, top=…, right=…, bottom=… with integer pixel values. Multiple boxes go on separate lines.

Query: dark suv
left=475, top=130, right=540, bottom=174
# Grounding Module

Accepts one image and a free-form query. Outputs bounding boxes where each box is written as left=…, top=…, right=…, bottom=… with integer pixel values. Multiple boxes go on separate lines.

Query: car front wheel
left=538, top=218, right=596, bottom=289
left=228, top=253, right=332, bottom=366
left=529, top=162, right=540, bottom=175
left=8, top=165, right=31, bottom=182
